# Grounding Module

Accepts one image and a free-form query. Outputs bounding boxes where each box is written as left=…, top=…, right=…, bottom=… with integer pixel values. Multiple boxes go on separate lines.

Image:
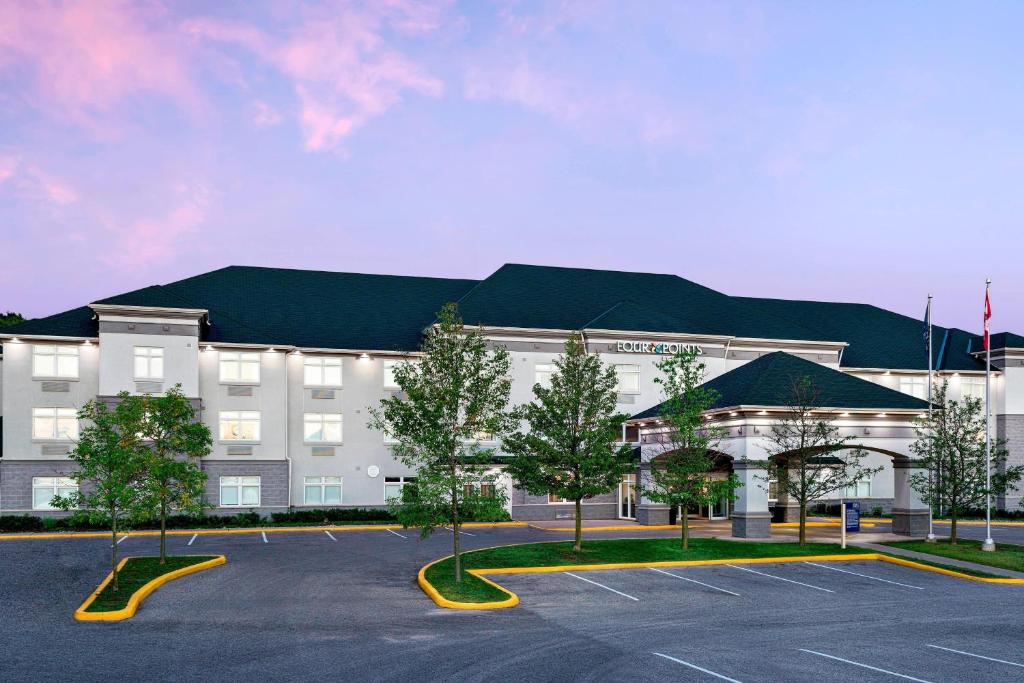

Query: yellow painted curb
left=773, top=521, right=877, bottom=529
left=74, top=555, right=226, bottom=621
left=418, top=543, right=1024, bottom=610
left=0, top=521, right=527, bottom=542
left=531, top=524, right=681, bottom=533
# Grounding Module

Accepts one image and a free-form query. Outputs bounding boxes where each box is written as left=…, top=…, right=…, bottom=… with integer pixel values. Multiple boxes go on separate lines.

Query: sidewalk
left=853, top=541, right=1024, bottom=579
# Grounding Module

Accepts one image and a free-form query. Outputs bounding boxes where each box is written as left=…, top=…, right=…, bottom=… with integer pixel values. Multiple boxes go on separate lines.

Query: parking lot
left=1, top=525, right=1022, bottom=682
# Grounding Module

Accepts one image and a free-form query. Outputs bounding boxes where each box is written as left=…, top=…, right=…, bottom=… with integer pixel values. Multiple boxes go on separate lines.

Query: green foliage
left=369, top=303, right=514, bottom=581
left=641, top=349, right=740, bottom=549
left=763, top=376, right=882, bottom=546
left=136, top=385, right=212, bottom=564
left=505, top=334, right=634, bottom=552
left=0, top=311, right=25, bottom=327
left=909, top=380, right=1023, bottom=543
left=52, top=393, right=151, bottom=592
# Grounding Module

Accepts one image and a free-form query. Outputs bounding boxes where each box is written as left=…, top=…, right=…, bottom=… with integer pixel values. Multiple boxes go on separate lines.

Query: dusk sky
left=1, top=1, right=1021, bottom=333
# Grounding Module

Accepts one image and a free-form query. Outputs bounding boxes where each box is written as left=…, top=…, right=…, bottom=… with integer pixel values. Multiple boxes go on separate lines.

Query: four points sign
left=615, top=340, right=704, bottom=355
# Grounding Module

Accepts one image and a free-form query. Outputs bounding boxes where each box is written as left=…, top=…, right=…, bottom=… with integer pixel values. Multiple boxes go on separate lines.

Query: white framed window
left=304, top=476, right=343, bottom=505
left=32, top=407, right=78, bottom=440
left=383, top=359, right=418, bottom=390
left=768, top=478, right=779, bottom=502
left=303, top=413, right=343, bottom=443
left=534, top=363, right=555, bottom=389
left=613, top=364, right=640, bottom=394
left=219, top=411, right=261, bottom=441
left=384, top=476, right=416, bottom=502
left=898, top=376, right=927, bottom=400
left=219, top=351, right=260, bottom=383
left=961, top=377, right=985, bottom=401
left=134, top=346, right=164, bottom=380
left=219, top=476, right=260, bottom=507
left=845, top=478, right=872, bottom=498
left=304, top=356, right=342, bottom=387
left=32, top=476, right=78, bottom=510
left=464, top=482, right=496, bottom=498
left=33, top=344, right=80, bottom=379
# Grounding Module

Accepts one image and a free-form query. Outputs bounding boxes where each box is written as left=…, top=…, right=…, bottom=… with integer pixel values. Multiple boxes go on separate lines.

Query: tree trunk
left=798, top=502, right=807, bottom=546
left=950, top=506, right=958, bottom=545
left=681, top=505, right=689, bottom=550
left=452, top=490, right=462, bottom=583
left=160, top=499, right=167, bottom=565
left=573, top=498, right=582, bottom=553
left=111, top=509, right=119, bottom=593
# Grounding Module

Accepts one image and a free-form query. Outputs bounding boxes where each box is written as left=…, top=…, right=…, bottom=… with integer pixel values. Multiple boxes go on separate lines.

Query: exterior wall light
left=359, top=353, right=371, bottom=361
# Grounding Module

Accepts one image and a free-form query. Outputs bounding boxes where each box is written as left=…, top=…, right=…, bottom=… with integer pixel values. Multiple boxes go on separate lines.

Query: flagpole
left=983, top=279, right=995, bottom=552
left=926, top=294, right=936, bottom=542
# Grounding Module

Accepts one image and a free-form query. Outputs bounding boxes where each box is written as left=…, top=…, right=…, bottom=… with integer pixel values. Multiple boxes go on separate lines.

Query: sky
left=1, top=0, right=1021, bottom=333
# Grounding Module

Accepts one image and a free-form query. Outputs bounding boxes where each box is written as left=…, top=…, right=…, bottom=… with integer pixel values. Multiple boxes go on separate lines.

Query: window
left=768, top=478, right=779, bottom=502
left=384, top=476, right=416, bottom=502
left=548, top=493, right=570, bottom=503
left=464, top=482, right=496, bottom=498
left=961, top=377, right=985, bottom=401
left=534, top=363, right=555, bottom=389
left=845, top=478, right=872, bottom=498
left=898, top=376, right=927, bottom=400
left=32, top=408, right=78, bottom=440
left=304, top=356, right=342, bottom=387
left=219, top=351, right=260, bottom=383
left=33, top=345, right=79, bottom=379
left=303, top=413, right=343, bottom=443
left=219, top=411, right=261, bottom=441
left=134, top=346, right=164, bottom=380
left=383, top=359, right=417, bottom=389
left=613, top=364, right=640, bottom=393
left=219, top=476, right=260, bottom=507
left=32, top=477, right=77, bottom=510
left=304, top=476, right=342, bottom=505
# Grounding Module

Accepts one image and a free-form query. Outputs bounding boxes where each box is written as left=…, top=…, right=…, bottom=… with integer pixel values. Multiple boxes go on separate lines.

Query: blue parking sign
left=844, top=501, right=861, bottom=533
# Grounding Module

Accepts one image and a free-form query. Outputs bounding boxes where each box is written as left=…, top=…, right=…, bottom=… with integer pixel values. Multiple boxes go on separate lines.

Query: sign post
left=841, top=499, right=846, bottom=550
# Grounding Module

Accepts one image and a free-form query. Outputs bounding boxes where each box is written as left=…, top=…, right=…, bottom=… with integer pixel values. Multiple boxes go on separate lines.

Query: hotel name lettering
left=615, top=341, right=703, bottom=355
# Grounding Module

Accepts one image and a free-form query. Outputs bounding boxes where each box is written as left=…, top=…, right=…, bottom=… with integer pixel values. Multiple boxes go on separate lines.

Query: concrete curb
left=856, top=541, right=1024, bottom=579
left=75, top=555, right=227, bottom=622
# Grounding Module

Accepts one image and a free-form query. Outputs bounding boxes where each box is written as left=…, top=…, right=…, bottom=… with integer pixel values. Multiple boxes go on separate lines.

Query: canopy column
left=731, top=460, right=771, bottom=538
left=892, top=460, right=929, bottom=536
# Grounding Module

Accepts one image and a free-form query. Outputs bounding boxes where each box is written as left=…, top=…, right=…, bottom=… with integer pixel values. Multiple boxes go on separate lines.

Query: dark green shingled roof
left=631, top=351, right=931, bottom=420
left=970, top=332, right=1024, bottom=351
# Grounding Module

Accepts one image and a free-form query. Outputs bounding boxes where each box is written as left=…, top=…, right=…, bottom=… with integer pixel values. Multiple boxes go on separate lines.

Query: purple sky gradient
left=1, top=1, right=1021, bottom=334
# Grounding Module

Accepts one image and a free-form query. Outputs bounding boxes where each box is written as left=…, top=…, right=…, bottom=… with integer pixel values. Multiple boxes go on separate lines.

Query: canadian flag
left=984, top=286, right=992, bottom=350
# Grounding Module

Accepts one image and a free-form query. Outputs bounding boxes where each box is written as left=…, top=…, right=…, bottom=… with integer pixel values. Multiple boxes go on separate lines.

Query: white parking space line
left=799, top=649, right=934, bottom=682
left=563, top=572, right=639, bottom=601
left=116, top=534, right=129, bottom=544
left=261, top=531, right=268, bottom=544
left=187, top=534, right=197, bottom=546
left=386, top=529, right=407, bottom=539
left=652, top=652, right=744, bottom=683
left=803, top=562, right=924, bottom=590
left=648, top=568, right=740, bottom=597
left=324, top=531, right=337, bottom=541
left=925, top=644, right=1024, bottom=668
left=724, top=564, right=834, bottom=593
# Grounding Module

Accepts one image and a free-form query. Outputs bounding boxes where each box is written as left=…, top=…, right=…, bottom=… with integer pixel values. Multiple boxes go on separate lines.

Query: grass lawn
left=86, top=556, right=218, bottom=612
left=425, top=538, right=871, bottom=604
left=882, top=538, right=1024, bottom=574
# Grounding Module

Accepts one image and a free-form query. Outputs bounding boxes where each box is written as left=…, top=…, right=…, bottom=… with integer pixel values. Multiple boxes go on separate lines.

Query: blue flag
left=922, top=299, right=931, bottom=359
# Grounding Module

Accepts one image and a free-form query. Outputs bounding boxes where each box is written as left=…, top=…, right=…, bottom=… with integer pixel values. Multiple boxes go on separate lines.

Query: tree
left=641, top=350, right=740, bottom=550
left=764, top=377, right=882, bottom=546
left=52, top=394, right=150, bottom=593
left=369, top=303, right=514, bottom=582
left=138, top=385, right=212, bottom=564
left=0, top=311, right=25, bottom=327
left=505, top=334, right=634, bottom=553
left=909, top=380, right=1022, bottom=544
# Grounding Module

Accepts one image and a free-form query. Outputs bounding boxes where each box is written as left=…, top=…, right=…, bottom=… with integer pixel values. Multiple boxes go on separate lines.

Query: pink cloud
left=185, top=1, right=445, bottom=151
left=0, top=0, right=199, bottom=128
left=0, top=154, right=79, bottom=205
left=102, top=186, right=210, bottom=269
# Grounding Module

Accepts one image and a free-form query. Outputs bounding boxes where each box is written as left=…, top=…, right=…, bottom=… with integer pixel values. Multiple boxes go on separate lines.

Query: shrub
left=270, top=507, right=397, bottom=525
left=0, top=515, right=44, bottom=532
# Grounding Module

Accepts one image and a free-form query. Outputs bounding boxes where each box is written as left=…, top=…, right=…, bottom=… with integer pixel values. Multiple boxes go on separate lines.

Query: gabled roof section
left=2, top=306, right=97, bottom=338
left=969, top=332, right=1024, bottom=352
left=630, top=351, right=930, bottom=420
left=455, top=264, right=827, bottom=340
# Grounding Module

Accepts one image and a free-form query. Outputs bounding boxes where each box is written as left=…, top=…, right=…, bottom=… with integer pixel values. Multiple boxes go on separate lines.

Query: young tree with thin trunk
left=53, top=394, right=149, bottom=593
left=138, top=385, right=212, bottom=564
left=909, top=380, right=1022, bottom=544
left=765, top=377, right=882, bottom=546
left=641, top=350, right=739, bottom=550
left=505, top=334, right=634, bottom=553
left=369, top=303, right=514, bottom=583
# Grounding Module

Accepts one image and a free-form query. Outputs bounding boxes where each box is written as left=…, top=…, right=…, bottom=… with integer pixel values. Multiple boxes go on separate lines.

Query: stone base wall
left=0, top=460, right=80, bottom=514
left=731, top=512, right=771, bottom=539
left=636, top=506, right=670, bottom=525
left=511, top=502, right=617, bottom=521
left=997, top=415, right=1024, bottom=511
left=891, top=508, right=930, bottom=536
left=201, top=460, right=290, bottom=511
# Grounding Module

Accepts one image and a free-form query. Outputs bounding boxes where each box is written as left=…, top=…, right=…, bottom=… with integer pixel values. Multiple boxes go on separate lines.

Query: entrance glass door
left=709, top=494, right=729, bottom=520
left=619, top=474, right=637, bottom=519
